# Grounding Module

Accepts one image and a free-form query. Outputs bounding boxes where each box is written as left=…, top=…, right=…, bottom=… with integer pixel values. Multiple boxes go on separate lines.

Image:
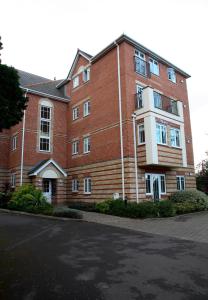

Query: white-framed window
left=167, top=68, right=176, bottom=83
left=12, top=135, right=17, bottom=150
left=138, top=124, right=145, bottom=144
left=84, top=177, right=92, bottom=194
left=39, top=105, right=51, bottom=152
left=149, top=58, right=159, bottom=76
left=83, top=136, right=90, bottom=153
left=176, top=176, right=185, bottom=191
left=72, top=107, right=79, bottom=120
left=156, top=123, right=167, bottom=145
left=72, top=140, right=79, bottom=155
left=11, top=173, right=16, bottom=188
left=135, top=49, right=145, bottom=60
left=135, top=49, right=147, bottom=76
left=145, top=173, right=166, bottom=196
left=72, top=179, right=79, bottom=192
left=153, top=91, right=162, bottom=109
left=170, top=128, right=181, bottom=148
left=73, top=76, right=79, bottom=88
left=83, top=67, right=90, bottom=82
left=136, top=84, right=143, bottom=108
left=83, top=101, right=90, bottom=117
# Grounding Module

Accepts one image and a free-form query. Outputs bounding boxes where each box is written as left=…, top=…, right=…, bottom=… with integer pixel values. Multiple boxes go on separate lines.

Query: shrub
left=8, top=184, right=53, bottom=214
left=0, top=191, right=12, bottom=208
left=53, top=206, right=82, bottom=219
left=95, top=201, right=111, bottom=214
left=173, top=202, right=198, bottom=215
left=68, top=201, right=96, bottom=212
left=157, top=200, right=176, bottom=217
left=169, top=190, right=208, bottom=210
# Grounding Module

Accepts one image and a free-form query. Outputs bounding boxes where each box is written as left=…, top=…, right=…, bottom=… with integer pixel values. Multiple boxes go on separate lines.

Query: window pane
left=139, top=124, right=145, bottom=143
left=160, top=176, right=166, bottom=193
left=41, top=121, right=50, bottom=136
left=145, top=175, right=151, bottom=193
left=41, top=106, right=50, bottom=119
left=154, top=92, right=162, bottom=109
left=40, top=138, right=49, bottom=151
left=181, top=177, right=185, bottom=190
left=176, top=177, right=180, bottom=190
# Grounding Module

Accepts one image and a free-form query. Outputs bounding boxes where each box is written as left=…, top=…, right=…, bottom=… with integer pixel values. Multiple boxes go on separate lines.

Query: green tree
left=0, top=64, right=28, bottom=131
left=196, top=152, right=208, bottom=194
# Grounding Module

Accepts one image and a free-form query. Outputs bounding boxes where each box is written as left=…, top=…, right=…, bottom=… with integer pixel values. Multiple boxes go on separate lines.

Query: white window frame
left=136, top=84, right=144, bottom=108
left=72, top=179, right=79, bottom=192
left=170, top=128, right=181, bottom=148
left=153, top=91, right=162, bottom=109
left=83, top=136, right=90, bottom=153
left=135, top=49, right=146, bottom=60
left=176, top=176, right=185, bottom=191
left=12, top=135, right=17, bottom=150
left=83, top=67, right=90, bottom=82
left=138, top=124, right=145, bottom=144
left=39, top=105, right=51, bottom=152
left=149, top=58, right=159, bottom=76
left=83, top=100, right=90, bottom=117
left=73, top=76, right=79, bottom=88
left=72, top=107, right=79, bottom=120
left=145, top=173, right=166, bottom=196
left=167, top=68, right=176, bottom=83
left=72, top=140, right=79, bottom=155
left=11, top=173, right=16, bottom=188
left=156, top=123, right=167, bottom=145
left=84, top=177, right=92, bottom=194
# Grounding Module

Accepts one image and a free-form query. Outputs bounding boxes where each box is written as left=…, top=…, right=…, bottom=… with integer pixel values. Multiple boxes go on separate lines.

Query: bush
left=0, top=191, right=12, bottom=208
left=173, top=202, right=198, bottom=215
left=169, top=190, right=208, bottom=210
left=157, top=200, right=176, bottom=217
left=53, top=206, right=82, bottom=219
left=8, top=184, right=53, bottom=214
left=95, top=199, right=159, bottom=218
left=68, top=201, right=96, bottom=212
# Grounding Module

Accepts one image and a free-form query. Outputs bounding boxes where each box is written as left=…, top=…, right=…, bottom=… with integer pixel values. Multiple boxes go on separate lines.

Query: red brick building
left=0, top=34, right=196, bottom=203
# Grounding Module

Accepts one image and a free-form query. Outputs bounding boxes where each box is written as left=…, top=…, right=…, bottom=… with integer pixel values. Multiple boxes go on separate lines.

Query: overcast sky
left=1, top=0, right=207, bottom=166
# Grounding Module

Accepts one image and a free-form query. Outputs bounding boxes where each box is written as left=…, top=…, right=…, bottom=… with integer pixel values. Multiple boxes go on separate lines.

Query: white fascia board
left=29, top=159, right=67, bottom=177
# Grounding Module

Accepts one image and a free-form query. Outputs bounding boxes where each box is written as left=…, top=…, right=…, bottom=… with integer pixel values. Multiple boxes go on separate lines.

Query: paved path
left=81, top=210, right=208, bottom=244
left=1, top=211, right=208, bottom=299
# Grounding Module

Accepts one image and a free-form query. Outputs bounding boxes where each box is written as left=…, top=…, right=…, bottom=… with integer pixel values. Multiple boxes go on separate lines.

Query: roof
left=18, top=69, right=51, bottom=86
left=28, top=159, right=67, bottom=177
left=57, top=33, right=190, bottom=88
left=17, top=70, right=69, bottom=101
left=56, top=48, right=92, bottom=88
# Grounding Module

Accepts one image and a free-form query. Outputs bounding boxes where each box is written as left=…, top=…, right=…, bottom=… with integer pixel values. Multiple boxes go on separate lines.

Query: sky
left=1, top=0, right=207, bottom=166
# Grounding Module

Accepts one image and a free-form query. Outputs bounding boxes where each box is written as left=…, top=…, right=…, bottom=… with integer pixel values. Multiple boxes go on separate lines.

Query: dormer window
left=83, top=67, right=90, bottom=82
left=73, top=76, right=79, bottom=88
left=167, top=68, right=176, bottom=83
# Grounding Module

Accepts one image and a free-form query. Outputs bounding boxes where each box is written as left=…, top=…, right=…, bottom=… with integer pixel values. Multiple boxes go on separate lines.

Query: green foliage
left=196, top=154, right=208, bottom=194
left=53, top=206, right=82, bottom=219
left=173, top=202, right=198, bottom=215
left=95, top=199, right=175, bottom=218
left=169, top=190, right=208, bottom=210
left=0, top=64, right=27, bottom=130
left=8, top=184, right=53, bottom=214
left=68, top=201, right=97, bottom=212
left=157, top=200, right=176, bottom=217
left=0, top=191, right=12, bottom=208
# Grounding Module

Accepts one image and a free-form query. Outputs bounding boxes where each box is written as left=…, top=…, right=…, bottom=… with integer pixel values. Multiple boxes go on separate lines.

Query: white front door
left=43, top=179, right=52, bottom=203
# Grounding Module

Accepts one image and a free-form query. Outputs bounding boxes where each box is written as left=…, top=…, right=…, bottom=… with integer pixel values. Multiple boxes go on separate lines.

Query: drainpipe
left=20, top=89, right=28, bottom=186
left=132, top=113, right=139, bottom=203
left=114, top=41, right=125, bottom=201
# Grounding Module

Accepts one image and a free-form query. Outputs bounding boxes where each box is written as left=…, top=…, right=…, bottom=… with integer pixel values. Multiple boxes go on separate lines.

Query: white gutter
left=132, top=113, right=139, bottom=203
left=20, top=86, right=70, bottom=102
left=115, top=42, right=125, bottom=201
left=20, top=89, right=28, bottom=186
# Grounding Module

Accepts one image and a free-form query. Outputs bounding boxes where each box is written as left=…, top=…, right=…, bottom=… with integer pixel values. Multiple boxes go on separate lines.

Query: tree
left=0, top=36, right=3, bottom=63
left=196, top=152, right=208, bottom=194
left=0, top=64, right=28, bottom=131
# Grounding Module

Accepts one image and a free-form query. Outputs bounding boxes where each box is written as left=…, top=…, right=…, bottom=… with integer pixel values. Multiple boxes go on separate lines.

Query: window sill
left=84, top=192, right=91, bottom=195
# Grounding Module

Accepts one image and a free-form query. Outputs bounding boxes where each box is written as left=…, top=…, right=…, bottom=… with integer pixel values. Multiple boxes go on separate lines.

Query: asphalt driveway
left=1, top=211, right=208, bottom=300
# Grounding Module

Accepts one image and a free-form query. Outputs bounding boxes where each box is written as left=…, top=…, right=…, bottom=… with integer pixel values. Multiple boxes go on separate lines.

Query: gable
left=72, top=55, right=90, bottom=77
